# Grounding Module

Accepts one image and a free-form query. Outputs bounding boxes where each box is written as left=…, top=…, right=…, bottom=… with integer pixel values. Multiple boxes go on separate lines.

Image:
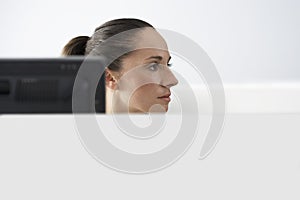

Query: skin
left=105, top=28, right=178, bottom=113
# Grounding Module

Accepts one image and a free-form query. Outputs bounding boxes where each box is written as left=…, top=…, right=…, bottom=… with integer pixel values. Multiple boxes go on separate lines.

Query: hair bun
left=61, top=36, right=90, bottom=56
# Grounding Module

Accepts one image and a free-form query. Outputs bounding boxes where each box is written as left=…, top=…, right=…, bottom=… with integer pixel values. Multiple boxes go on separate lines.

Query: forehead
left=135, top=27, right=169, bottom=51
left=126, top=48, right=170, bottom=62
left=119, top=28, right=170, bottom=71
left=123, top=28, right=170, bottom=62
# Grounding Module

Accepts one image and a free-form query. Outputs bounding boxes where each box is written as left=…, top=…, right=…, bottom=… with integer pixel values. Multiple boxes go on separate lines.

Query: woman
left=62, top=18, right=178, bottom=113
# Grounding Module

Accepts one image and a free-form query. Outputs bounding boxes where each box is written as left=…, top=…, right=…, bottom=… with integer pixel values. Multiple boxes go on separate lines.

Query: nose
left=161, top=67, right=178, bottom=89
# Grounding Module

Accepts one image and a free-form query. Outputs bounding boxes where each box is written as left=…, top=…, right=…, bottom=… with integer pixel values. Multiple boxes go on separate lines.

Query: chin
left=147, top=104, right=168, bottom=113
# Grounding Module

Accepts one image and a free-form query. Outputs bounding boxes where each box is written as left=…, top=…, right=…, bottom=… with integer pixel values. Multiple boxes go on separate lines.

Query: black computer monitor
left=0, top=57, right=106, bottom=114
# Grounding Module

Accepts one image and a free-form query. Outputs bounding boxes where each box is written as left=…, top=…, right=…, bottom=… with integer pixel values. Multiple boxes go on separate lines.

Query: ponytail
left=61, top=36, right=90, bottom=56
left=61, top=18, right=154, bottom=71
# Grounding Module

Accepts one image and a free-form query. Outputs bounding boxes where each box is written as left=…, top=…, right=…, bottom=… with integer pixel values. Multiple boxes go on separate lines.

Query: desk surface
left=0, top=114, right=299, bottom=199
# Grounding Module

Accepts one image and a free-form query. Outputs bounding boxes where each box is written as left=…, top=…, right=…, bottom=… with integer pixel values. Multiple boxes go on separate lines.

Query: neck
left=105, top=87, right=128, bottom=114
left=105, top=87, right=145, bottom=114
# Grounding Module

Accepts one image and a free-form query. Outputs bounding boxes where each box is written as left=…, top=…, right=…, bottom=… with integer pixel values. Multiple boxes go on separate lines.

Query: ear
left=105, top=68, right=119, bottom=90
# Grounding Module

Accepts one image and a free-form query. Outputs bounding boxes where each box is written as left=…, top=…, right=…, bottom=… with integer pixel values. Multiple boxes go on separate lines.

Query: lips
left=158, top=93, right=171, bottom=102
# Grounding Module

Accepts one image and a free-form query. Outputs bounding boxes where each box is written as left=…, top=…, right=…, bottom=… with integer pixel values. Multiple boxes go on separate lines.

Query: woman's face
left=107, top=28, right=178, bottom=113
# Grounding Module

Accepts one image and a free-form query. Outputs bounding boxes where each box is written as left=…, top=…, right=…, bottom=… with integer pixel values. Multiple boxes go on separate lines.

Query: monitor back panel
left=0, top=58, right=105, bottom=114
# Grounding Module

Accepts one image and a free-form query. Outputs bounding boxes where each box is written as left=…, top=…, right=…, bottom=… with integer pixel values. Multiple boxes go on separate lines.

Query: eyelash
left=147, top=62, right=173, bottom=71
left=148, top=63, right=159, bottom=71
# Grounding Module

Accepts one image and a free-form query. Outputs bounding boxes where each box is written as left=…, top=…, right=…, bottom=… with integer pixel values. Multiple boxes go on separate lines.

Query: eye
left=147, top=63, right=159, bottom=71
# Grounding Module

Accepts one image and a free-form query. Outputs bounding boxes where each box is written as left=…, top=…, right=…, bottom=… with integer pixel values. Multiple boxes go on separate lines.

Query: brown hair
left=61, top=18, right=154, bottom=71
left=61, top=36, right=90, bottom=56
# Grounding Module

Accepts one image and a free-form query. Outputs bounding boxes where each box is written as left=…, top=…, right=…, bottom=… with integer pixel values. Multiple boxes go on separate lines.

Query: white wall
left=1, top=2, right=300, bottom=199
left=0, top=0, right=299, bottom=83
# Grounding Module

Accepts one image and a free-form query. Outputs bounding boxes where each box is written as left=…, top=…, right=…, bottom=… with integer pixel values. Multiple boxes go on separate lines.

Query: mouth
left=157, top=93, right=171, bottom=102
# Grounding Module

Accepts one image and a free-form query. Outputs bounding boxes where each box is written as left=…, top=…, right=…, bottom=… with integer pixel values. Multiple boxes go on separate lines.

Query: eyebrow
left=146, top=56, right=172, bottom=62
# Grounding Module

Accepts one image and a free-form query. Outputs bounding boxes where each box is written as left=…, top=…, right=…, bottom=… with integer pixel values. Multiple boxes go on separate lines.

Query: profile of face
left=105, top=28, right=178, bottom=113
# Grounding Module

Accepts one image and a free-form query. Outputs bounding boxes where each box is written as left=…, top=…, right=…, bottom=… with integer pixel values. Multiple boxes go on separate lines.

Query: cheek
left=120, top=69, right=162, bottom=89
left=119, top=73, right=160, bottom=96
left=129, top=84, right=168, bottom=112
left=133, top=84, right=157, bottom=99
left=129, top=84, right=159, bottom=106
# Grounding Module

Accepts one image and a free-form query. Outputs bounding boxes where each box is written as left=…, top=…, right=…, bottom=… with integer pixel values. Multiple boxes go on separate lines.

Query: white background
left=0, top=0, right=299, bottom=82
left=1, top=0, right=300, bottom=199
